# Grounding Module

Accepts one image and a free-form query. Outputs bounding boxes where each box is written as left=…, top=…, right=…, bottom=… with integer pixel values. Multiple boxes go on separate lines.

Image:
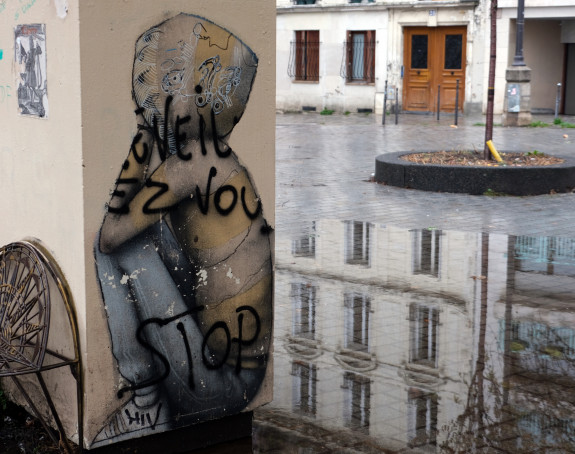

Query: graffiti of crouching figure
left=93, top=14, right=272, bottom=446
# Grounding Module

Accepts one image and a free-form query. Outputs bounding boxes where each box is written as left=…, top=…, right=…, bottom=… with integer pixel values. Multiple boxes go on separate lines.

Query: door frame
left=403, top=26, right=467, bottom=113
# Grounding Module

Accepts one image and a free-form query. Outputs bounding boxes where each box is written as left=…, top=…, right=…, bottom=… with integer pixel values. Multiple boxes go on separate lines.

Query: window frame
left=342, top=372, right=371, bottom=432
left=411, top=229, right=442, bottom=278
left=291, top=222, right=316, bottom=258
left=291, top=282, right=317, bottom=340
left=290, top=30, right=320, bottom=83
left=407, top=388, right=438, bottom=447
left=344, top=30, right=376, bottom=84
left=292, top=361, right=318, bottom=417
left=409, top=304, right=440, bottom=369
left=344, top=221, right=372, bottom=267
left=344, top=293, right=371, bottom=353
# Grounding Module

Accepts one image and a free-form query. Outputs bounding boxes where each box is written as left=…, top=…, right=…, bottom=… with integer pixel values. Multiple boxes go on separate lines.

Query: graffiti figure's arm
left=99, top=138, right=238, bottom=254
left=105, top=128, right=155, bottom=215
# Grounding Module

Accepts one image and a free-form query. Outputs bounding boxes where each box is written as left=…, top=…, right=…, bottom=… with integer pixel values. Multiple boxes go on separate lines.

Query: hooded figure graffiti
left=93, top=14, right=272, bottom=445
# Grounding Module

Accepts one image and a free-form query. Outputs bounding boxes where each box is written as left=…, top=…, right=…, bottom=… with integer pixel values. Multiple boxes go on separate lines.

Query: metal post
left=437, top=85, right=441, bottom=121
left=555, top=83, right=562, bottom=119
left=382, top=80, right=388, bottom=125
left=36, top=372, right=76, bottom=454
left=395, top=87, right=399, bottom=124
left=454, top=79, right=460, bottom=126
left=512, top=0, right=526, bottom=66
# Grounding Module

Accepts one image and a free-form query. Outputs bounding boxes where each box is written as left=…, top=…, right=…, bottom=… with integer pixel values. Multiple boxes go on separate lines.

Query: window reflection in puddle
left=255, top=221, right=575, bottom=453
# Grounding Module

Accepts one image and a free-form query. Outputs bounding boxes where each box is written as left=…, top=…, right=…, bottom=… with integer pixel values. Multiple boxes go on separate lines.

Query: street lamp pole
left=512, top=0, right=526, bottom=66
left=503, top=0, right=531, bottom=126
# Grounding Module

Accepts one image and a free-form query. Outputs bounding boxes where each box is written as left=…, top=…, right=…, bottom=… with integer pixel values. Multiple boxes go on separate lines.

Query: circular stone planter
left=375, top=151, right=575, bottom=196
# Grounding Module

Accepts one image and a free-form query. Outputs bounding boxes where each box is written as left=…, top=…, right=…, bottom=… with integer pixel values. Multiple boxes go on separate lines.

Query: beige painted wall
left=0, top=0, right=275, bottom=449
left=0, top=0, right=84, bottom=443
left=506, top=19, right=565, bottom=112
left=524, top=20, right=563, bottom=111
left=0, top=4, right=84, bottom=304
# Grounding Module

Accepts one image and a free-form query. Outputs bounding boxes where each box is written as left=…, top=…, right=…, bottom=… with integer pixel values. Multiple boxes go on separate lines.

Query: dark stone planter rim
left=374, top=151, right=575, bottom=195
left=391, top=151, right=572, bottom=169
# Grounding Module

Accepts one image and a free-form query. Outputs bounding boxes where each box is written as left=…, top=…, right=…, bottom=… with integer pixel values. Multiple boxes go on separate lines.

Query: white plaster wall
left=481, top=10, right=510, bottom=115
left=78, top=0, right=276, bottom=447
left=467, top=0, right=489, bottom=112
left=278, top=0, right=575, bottom=115
left=278, top=1, right=482, bottom=113
left=277, top=8, right=388, bottom=113
left=278, top=0, right=386, bottom=6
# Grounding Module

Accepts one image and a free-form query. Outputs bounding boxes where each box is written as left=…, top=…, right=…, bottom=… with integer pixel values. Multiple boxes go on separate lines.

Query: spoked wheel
left=0, top=242, right=50, bottom=375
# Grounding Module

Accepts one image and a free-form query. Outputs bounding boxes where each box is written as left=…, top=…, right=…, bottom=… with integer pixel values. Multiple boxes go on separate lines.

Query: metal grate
left=340, top=32, right=376, bottom=83
left=0, top=241, right=83, bottom=454
left=515, top=235, right=575, bottom=266
left=288, top=32, right=320, bottom=81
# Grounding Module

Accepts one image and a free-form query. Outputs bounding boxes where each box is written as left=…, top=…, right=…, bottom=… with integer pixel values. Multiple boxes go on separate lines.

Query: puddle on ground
left=254, top=220, right=575, bottom=453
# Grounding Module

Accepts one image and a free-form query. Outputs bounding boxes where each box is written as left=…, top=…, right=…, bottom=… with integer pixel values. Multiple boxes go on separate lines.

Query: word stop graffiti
left=93, top=14, right=272, bottom=446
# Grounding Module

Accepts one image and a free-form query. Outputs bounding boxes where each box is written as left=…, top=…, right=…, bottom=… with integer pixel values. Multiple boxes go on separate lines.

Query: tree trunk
left=484, top=0, right=498, bottom=159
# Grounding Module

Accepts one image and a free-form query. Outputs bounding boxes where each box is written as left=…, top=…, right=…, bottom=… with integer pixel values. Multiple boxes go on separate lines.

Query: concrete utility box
left=0, top=0, right=275, bottom=450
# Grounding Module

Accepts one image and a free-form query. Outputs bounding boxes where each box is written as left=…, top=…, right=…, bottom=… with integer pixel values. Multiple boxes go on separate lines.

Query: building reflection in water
left=254, top=220, right=575, bottom=453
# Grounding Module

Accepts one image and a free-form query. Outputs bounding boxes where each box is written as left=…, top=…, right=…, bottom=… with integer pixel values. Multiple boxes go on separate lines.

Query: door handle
left=451, top=71, right=454, bottom=75
left=417, top=70, right=421, bottom=75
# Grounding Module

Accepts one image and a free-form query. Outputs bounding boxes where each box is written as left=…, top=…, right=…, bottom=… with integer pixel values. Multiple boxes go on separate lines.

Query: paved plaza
left=253, top=112, right=575, bottom=453
left=275, top=111, right=575, bottom=239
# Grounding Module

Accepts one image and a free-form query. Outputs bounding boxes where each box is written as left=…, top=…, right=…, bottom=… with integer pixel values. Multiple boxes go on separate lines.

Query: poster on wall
left=15, top=24, right=48, bottom=118
left=92, top=13, right=272, bottom=447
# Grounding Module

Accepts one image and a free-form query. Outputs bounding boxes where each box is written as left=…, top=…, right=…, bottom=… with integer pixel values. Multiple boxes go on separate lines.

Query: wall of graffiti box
left=0, top=0, right=275, bottom=450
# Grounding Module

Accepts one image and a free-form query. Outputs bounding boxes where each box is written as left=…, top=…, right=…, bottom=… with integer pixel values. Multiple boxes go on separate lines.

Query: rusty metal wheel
left=0, top=242, right=50, bottom=375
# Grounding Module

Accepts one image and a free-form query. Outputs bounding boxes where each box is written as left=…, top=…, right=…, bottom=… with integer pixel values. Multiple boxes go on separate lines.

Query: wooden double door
left=403, top=26, right=466, bottom=113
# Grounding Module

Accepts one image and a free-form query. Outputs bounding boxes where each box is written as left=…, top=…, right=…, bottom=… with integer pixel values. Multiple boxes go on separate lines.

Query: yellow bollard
left=486, top=140, right=503, bottom=162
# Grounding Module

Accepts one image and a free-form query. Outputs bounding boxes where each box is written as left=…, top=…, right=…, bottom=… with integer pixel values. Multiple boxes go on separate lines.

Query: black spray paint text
left=117, top=304, right=263, bottom=399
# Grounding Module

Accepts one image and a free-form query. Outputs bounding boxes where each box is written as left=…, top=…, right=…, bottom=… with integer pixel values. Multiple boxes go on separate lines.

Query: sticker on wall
left=15, top=24, right=47, bottom=118
left=92, top=13, right=272, bottom=447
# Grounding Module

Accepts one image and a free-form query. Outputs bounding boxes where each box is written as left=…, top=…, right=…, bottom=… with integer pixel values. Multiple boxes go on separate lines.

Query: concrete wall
left=500, top=4, right=575, bottom=115
left=1, top=0, right=275, bottom=449
left=524, top=20, right=563, bottom=112
left=562, top=20, right=575, bottom=43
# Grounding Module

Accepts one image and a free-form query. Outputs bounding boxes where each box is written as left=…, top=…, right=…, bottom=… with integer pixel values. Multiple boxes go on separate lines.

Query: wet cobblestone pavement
left=5, top=112, right=575, bottom=454
left=253, top=112, right=575, bottom=453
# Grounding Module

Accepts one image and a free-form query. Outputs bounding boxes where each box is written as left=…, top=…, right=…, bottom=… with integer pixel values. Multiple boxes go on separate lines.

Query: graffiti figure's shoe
left=91, top=397, right=170, bottom=447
